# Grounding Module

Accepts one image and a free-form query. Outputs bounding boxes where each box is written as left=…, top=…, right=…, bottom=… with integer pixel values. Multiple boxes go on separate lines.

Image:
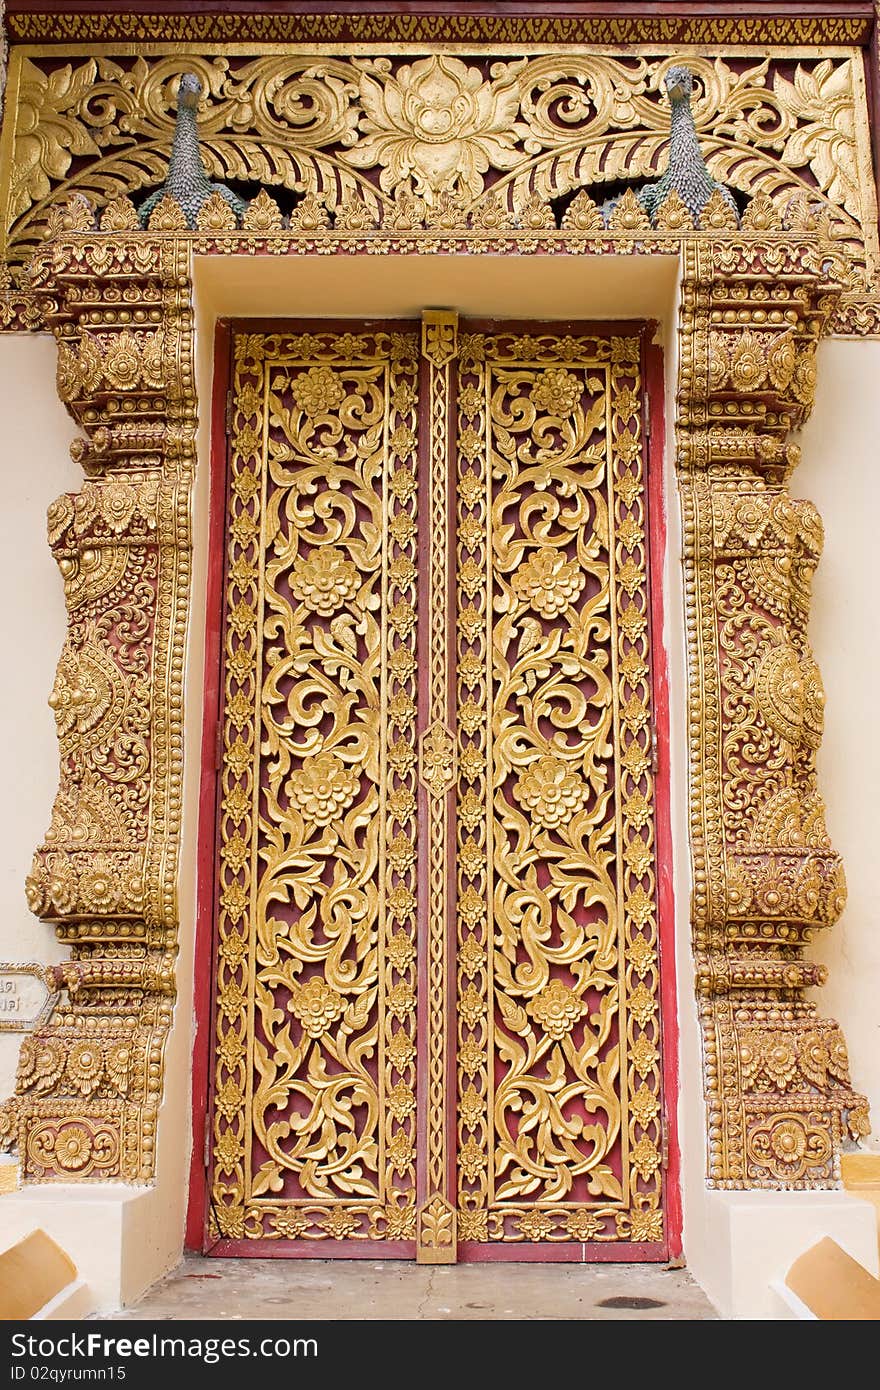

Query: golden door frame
left=0, top=216, right=868, bottom=1215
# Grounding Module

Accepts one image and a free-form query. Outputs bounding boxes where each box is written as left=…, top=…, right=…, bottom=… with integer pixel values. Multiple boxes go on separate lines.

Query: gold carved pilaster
left=416, top=310, right=458, bottom=1262
left=0, top=232, right=194, bottom=1179
left=677, top=239, right=869, bottom=1187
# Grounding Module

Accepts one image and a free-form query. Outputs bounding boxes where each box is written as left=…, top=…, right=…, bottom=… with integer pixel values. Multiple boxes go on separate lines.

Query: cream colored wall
left=798, top=338, right=880, bottom=1148
left=677, top=334, right=880, bottom=1318
left=0, top=335, right=77, bottom=1096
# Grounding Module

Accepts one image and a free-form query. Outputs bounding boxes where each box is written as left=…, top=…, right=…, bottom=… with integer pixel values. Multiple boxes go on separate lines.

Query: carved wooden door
left=207, top=318, right=670, bottom=1260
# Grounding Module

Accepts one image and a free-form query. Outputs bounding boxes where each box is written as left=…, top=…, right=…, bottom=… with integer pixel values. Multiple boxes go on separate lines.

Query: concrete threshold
left=105, top=1254, right=717, bottom=1321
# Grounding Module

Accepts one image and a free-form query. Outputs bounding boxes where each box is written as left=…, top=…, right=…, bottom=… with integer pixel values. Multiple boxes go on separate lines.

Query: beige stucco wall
left=799, top=338, right=880, bottom=1148
left=0, top=335, right=77, bottom=1095
left=0, top=1, right=7, bottom=118
left=0, top=266, right=877, bottom=1316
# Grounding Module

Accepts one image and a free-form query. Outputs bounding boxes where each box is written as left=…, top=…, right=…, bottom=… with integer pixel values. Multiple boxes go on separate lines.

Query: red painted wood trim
left=415, top=341, right=433, bottom=1209
left=211, top=1238, right=416, bottom=1260
left=458, top=1240, right=667, bottom=1264
left=644, top=334, right=683, bottom=1262
left=185, top=317, right=232, bottom=1253
left=865, top=24, right=880, bottom=235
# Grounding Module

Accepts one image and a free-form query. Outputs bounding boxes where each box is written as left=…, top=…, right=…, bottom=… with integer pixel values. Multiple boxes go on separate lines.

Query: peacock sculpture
left=138, top=73, right=248, bottom=229
left=602, top=64, right=739, bottom=228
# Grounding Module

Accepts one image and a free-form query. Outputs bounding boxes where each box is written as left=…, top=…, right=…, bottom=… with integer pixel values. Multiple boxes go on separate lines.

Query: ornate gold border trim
left=7, top=14, right=873, bottom=46
left=677, top=238, right=869, bottom=1184
left=417, top=310, right=459, bottom=1262
left=0, top=234, right=195, bottom=1180
left=1, top=44, right=877, bottom=335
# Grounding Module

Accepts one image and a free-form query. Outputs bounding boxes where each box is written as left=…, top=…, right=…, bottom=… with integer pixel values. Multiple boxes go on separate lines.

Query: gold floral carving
left=0, top=232, right=193, bottom=1179
left=677, top=239, right=869, bottom=1186
left=419, top=722, right=456, bottom=799
left=209, top=327, right=420, bottom=1242
left=0, top=46, right=877, bottom=331
left=454, top=328, right=666, bottom=1241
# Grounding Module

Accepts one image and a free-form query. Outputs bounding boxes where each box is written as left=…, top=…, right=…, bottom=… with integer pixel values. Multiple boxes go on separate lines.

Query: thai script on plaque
left=0, top=965, right=51, bottom=1032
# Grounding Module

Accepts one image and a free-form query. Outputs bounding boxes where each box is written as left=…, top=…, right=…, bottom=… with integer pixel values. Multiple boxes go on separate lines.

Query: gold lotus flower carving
left=52, top=1124, right=93, bottom=1173
left=343, top=55, right=529, bottom=200
left=769, top=1119, right=808, bottom=1165
left=530, top=368, right=583, bottom=418
left=570, top=1211, right=605, bottom=1240
left=517, top=1210, right=554, bottom=1241
left=512, top=546, right=586, bottom=619
left=292, top=365, right=346, bottom=418
left=458, top=1138, right=486, bottom=1181
left=322, top=1208, right=358, bottom=1239
left=527, top=978, right=588, bottom=1041
left=289, top=976, right=346, bottom=1040
left=289, top=546, right=360, bottom=616
left=629, top=1203, right=664, bottom=1243
left=513, top=754, right=590, bottom=830
left=66, top=1041, right=103, bottom=1096
left=48, top=642, right=118, bottom=746
left=386, top=933, right=414, bottom=972
left=286, top=751, right=359, bottom=826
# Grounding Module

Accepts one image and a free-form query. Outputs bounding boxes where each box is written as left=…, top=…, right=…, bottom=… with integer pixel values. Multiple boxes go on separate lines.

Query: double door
left=206, top=314, right=670, bottom=1260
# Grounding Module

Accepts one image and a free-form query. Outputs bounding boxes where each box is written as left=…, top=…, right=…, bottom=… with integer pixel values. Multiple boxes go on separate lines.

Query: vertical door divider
left=416, top=309, right=460, bottom=1263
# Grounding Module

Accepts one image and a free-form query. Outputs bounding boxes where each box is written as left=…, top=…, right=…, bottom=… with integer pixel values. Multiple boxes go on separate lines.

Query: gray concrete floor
left=109, top=1254, right=716, bottom=1320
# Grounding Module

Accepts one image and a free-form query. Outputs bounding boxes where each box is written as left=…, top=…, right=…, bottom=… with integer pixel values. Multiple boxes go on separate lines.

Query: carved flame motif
left=48, top=638, right=124, bottom=750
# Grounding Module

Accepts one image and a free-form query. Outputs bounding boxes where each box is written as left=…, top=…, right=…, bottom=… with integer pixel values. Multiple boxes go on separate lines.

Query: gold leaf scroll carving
left=455, top=328, right=665, bottom=1244
left=677, top=238, right=869, bottom=1187
left=210, top=327, right=420, bottom=1244
left=2, top=47, right=876, bottom=330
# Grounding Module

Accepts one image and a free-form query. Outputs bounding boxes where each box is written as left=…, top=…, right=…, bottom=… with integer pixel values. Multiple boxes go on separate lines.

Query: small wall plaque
left=0, top=964, right=52, bottom=1032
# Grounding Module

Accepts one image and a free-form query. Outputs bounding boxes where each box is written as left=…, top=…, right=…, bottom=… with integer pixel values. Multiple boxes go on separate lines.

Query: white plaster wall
left=0, top=335, right=77, bottom=1094
left=798, top=338, right=880, bottom=1146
